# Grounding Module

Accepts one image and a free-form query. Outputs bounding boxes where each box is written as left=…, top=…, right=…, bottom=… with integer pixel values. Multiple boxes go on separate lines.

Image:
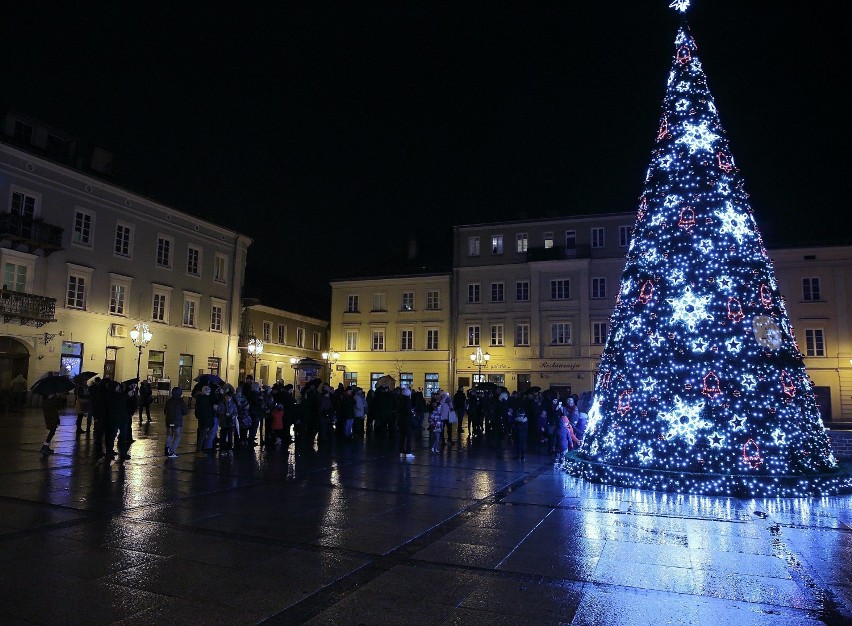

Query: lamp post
left=129, top=322, right=153, bottom=382
left=246, top=336, right=263, bottom=380
left=470, top=346, right=491, bottom=384
left=321, top=349, right=339, bottom=385
left=290, top=356, right=299, bottom=389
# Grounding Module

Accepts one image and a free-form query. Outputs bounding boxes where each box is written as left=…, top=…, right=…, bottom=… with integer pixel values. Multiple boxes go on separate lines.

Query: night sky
left=1, top=2, right=847, bottom=297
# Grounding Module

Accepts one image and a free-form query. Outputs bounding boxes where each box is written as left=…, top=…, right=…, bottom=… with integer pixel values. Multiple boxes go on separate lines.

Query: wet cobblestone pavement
left=1, top=407, right=851, bottom=625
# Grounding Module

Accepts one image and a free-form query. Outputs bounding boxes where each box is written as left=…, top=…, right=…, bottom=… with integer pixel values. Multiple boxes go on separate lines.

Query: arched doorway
left=0, top=336, right=31, bottom=409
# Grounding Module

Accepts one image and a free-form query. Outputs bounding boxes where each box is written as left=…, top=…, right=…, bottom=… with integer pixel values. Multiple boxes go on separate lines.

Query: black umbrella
left=30, top=374, right=75, bottom=396
left=73, top=371, right=97, bottom=384
left=194, top=373, right=224, bottom=386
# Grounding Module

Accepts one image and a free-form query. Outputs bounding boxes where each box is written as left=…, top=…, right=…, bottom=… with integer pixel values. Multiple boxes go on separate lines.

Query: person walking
left=397, top=386, right=414, bottom=459
left=453, top=386, right=466, bottom=439
left=40, top=393, right=61, bottom=455
left=512, top=407, right=529, bottom=460
left=138, top=380, right=153, bottom=424
left=194, top=385, right=215, bottom=452
left=74, top=378, right=91, bottom=435
left=164, top=387, right=188, bottom=457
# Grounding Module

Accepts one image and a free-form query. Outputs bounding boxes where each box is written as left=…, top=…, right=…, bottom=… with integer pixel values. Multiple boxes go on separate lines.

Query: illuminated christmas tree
left=566, top=1, right=849, bottom=496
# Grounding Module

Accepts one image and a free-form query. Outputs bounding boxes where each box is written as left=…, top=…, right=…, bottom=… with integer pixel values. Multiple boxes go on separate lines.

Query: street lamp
left=129, top=322, right=153, bottom=382
left=289, top=356, right=299, bottom=389
left=321, top=349, right=340, bottom=385
left=470, top=346, right=491, bottom=384
left=246, top=336, right=263, bottom=380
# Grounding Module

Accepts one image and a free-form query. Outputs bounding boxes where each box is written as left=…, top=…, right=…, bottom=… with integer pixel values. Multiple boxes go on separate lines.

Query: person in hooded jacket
left=194, top=385, right=215, bottom=451
left=396, top=386, right=414, bottom=458
left=164, top=387, right=188, bottom=457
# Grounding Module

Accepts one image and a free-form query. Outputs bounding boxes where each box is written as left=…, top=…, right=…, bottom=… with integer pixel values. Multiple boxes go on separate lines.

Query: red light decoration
left=676, top=45, right=692, bottom=65
left=617, top=390, right=632, bottom=415
left=727, top=297, right=744, bottom=322
left=759, top=284, right=772, bottom=308
left=678, top=207, right=696, bottom=231
left=702, top=371, right=721, bottom=396
left=781, top=370, right=795, bottom=397
left=742, top=439, right=763, bottom=469
left=717, top=152, right=734, bottom=173
left=639, top=280, right=654, bottom=304
left=657, top=116, right=668, bottom=141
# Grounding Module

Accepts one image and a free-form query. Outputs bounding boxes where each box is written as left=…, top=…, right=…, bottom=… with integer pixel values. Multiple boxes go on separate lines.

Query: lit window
left=401, top=292, right=414, bottom=311
left=516, top=233, right=528, bottom=253
left=543, top=232, right=554, bottom=249
left=468, top=236, right=480, bottom=256
left=492, top=235, right=503, bottom=254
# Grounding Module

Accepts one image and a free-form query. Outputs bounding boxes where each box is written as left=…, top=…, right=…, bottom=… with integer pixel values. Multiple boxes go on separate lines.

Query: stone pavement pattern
left=1, top=407, right=851, bottom=625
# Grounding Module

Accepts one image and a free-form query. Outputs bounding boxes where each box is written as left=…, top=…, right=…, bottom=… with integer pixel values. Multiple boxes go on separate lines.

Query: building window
left=619, top=225, right=632, bottom=247
left=551, top=279, right=570, bottom=300
left=73, top=209, right=94, bottom=247
left=296, top=327, right=305, bottom=348
left=425, top=373, right=439, bottom=397
left=187, top=245, right=201, bottom=277
left=400, top=329, right=414, bottom=351
left=372, top=330, right=385, bottom=351
left=277, top=324, right=286, bottom=344
left=183, top=295, right=199, bottom=327
left=210, top=304, right=223, bottom=332
left=516, top=233, right=528, bottom=253
left=802, top=278, right=821, bottom=301
left=426, top=328, right=439, bottom=350
left=14, top=120, right=33, bottom=143
left=66, top=274, right=87, bottom=309
left=11, top=189, right=38, bottom=219
left=551, top=322, right=573, bottom=345
left=591, top=277, right=607, bottom=299
left=467, top=325, right=480, bottom=346
left=343, top=371, right=358, bottom=387
left=492, top=235, right=503, bottom=255
left=148, top=350, right=165, bottom=379
left=400, top=373, right=414, bottom=389
left=346, top=330, right=358, bottom=351
left=467, top=283, right=481, bottom=304
left=565, top=230, right=576, bottom=249
left=347, top=295, right=359, bottom=312
left=490, top=324, right=504, bottom=346
left=401, top=291, right=414, bottom=311
left=156, top=235, right=173, bottom=268
left=515, top=323, right=530, bottom=347
left=262, top=321, right=271, bottom=342
left=491, top=282, right=504, bottom=302
left=805, top=329, right=825, bottom=357
left=543, top=232, right=554, bottom=249
left=592, top=322, right=608, bottom=345
left=371, top=292, right=386, bottom=312
left=468, top=236, right=480, bottom=256
left=3, top=262, right=27, bottom=292
left=312, top=332, right=321, bottom=350
left=151, top=289, right=170, bottom=323
left=114, top=221, right=133, bottom=258
left=426, top=290, right=440, bottom=310
left=591, top=227, right=605, bottom=248
left=213, top=253, right=227, bottom=283
left=109, top=282, right=127, bottom=316
left=516, top=281, right=529, bottom=302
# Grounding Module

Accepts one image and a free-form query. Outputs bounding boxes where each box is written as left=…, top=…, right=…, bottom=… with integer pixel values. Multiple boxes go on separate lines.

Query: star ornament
left=669, top=0, right=690, bottom=12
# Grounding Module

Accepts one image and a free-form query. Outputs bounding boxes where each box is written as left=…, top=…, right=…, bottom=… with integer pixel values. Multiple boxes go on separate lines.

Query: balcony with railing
left=526, top=244, right=591, bottom=262
left=0, top=289, right=57, bottom=327
left=0, top=212, right=64, bottom=255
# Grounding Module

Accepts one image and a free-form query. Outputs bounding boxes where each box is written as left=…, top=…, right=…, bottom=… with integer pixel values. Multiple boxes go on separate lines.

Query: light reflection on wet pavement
left=1, top=409, right=850, bottom=624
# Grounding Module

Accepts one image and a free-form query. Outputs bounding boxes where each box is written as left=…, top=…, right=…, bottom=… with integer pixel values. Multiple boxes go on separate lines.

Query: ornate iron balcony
left=0, top=289, right=57, bottom=327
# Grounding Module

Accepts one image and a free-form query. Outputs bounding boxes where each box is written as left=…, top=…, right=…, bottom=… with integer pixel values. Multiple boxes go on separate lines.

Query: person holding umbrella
left=41, top=393, right=61, bottom=455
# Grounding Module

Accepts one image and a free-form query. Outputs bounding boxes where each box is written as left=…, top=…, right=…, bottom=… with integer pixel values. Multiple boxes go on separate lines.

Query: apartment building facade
left=0, top=111, right=251, bottom=402
left=329, top=272, right=452, bottom=395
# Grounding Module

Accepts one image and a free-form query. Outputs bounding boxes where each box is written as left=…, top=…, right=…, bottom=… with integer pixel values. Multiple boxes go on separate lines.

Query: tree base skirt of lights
left=562, top=452, right=852, bottom=498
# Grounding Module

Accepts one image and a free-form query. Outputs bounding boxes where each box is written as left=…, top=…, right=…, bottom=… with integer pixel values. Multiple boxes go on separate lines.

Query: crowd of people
left=45, top=374, right=588, bottom=463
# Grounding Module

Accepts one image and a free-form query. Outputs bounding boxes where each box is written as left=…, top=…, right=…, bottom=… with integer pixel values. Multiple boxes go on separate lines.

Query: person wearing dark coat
left=107, top=382, right=132, bottom=461
left=137, top=380, right=153, bottom=423
left=194, top=385, right=215, bottom=451
left=452, top=386, right=467, bottom=440
left=91, top=377, right=110, bottom=461
left=396, top=387, right=415, bottom=458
